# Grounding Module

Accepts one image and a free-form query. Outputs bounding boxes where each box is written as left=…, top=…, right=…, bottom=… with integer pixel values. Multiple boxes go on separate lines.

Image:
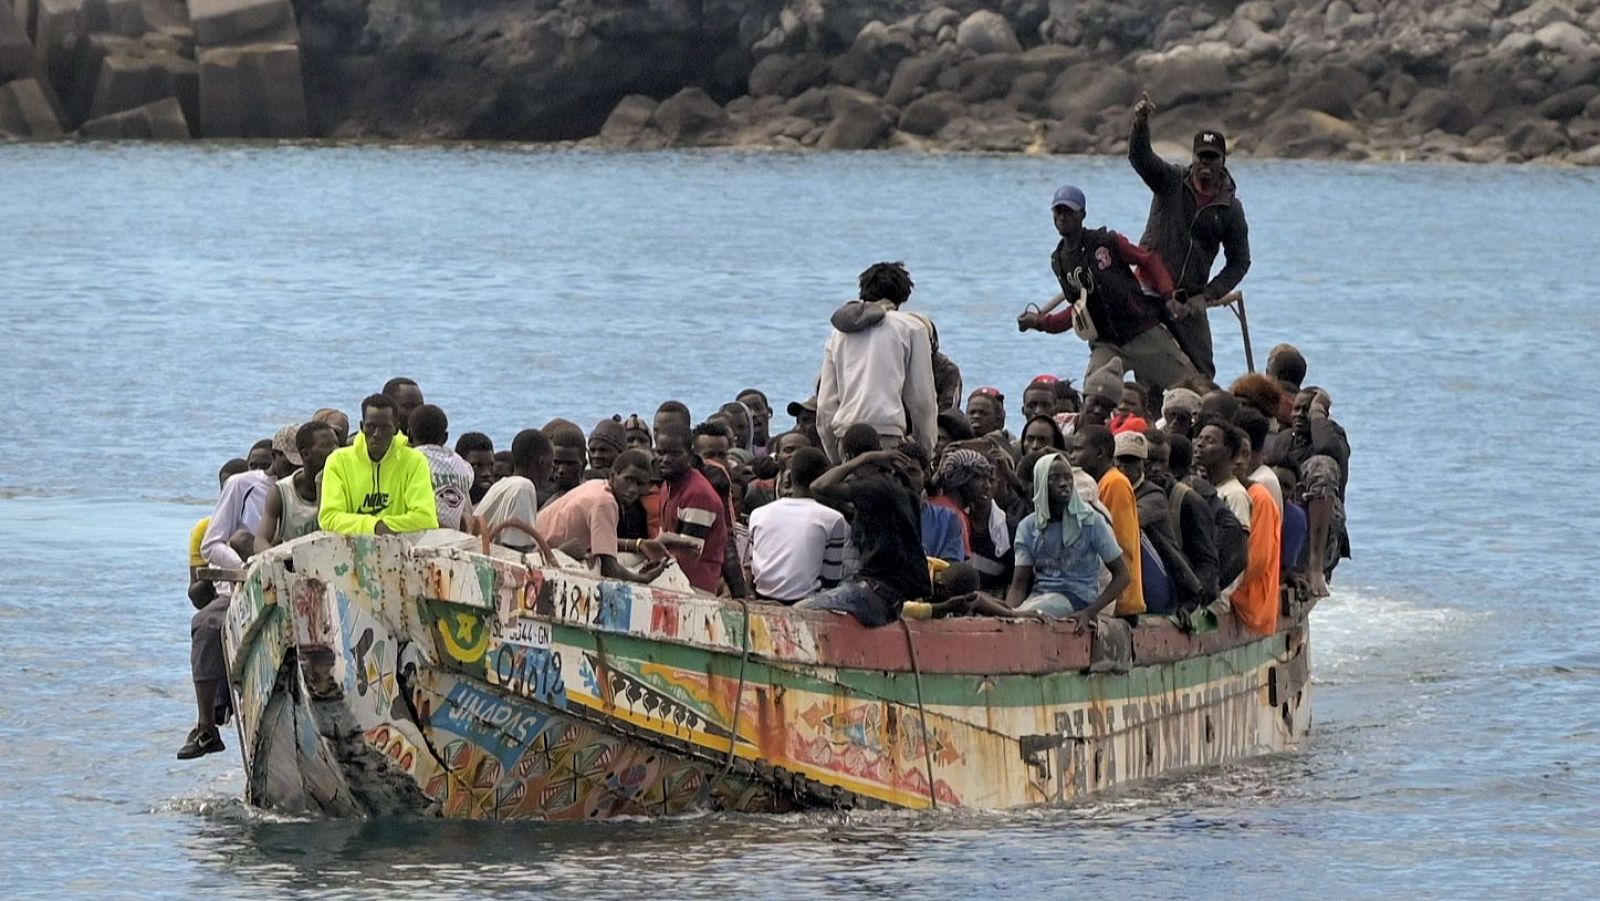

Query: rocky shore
left=5, top=0, right=1600, bottom=165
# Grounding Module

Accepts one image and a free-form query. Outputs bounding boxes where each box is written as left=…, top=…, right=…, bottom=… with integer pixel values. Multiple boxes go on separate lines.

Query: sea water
left=2, top=144, right=1598, bottom=897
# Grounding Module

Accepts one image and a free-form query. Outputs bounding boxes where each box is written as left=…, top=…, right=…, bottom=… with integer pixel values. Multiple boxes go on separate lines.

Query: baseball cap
left=1161, top=387, right=1203, bottom=417
left=272, top=423, right=303, bottom=466
left=786, top=396, right=818, bottom=417
left=1114, top=430, right=1149, bottom=460
left=1194, top=130, right=1227, bottom=158
left=1051, top=185, right=1086, bottom=212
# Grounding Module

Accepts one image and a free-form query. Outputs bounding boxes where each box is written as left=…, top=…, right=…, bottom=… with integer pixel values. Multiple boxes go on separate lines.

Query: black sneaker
left=177, top=727, right=226, bottom=760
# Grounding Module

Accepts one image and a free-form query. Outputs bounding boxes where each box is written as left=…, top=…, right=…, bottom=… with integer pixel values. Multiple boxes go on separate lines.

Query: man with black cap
left=1128, top=92, right=1252, bottom=379
left=786, top=395, right=821, bottom=449
left=1017, top=185, right=1198, bottom=396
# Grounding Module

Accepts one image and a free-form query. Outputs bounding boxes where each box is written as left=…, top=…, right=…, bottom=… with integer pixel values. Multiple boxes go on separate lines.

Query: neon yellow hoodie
left=319, top=432, right=439, bottom=535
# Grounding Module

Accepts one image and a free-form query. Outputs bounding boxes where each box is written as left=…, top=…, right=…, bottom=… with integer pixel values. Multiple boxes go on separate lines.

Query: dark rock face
left=6, top=0, right=1600, bottom=163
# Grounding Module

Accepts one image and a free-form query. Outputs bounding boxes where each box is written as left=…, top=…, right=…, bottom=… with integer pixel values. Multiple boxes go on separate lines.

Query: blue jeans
left=795, top=578, right=904, bottom=627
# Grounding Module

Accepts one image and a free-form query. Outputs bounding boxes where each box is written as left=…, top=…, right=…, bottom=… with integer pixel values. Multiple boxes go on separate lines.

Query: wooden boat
left=223, top=530, right=1314, bottom=819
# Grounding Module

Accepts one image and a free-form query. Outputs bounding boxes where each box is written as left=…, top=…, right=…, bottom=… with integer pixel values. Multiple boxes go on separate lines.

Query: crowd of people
left=177, top=99, right=1352, bottom=760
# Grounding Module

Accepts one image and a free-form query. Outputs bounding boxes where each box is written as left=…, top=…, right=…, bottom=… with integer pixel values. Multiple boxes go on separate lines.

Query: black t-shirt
left=817, top=466, right=930, bottom=600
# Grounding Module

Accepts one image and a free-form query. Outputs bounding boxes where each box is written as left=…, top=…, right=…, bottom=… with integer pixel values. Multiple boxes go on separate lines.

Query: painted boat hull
left=223, top=532, right=1313, bottom=819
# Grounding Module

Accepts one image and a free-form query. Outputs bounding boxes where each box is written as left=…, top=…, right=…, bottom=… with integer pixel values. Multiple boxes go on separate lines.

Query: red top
left=657, top=468, right=727, bottom=594
left=1041, top=233, right=1175, bottom=337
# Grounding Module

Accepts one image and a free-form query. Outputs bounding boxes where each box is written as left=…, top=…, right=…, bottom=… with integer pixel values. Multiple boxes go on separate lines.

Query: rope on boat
left=900, top=618, right=938, bottom=811
left=480, top=518, right=558, bottom=568
left=708, top=597, right=752, bottom=800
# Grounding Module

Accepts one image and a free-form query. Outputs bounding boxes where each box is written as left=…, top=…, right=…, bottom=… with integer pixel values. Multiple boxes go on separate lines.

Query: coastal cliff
left=5, top=0, right=1600, bottom=164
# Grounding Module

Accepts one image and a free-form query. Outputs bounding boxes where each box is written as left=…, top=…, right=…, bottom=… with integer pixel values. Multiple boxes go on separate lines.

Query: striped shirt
left=658, top=468, right=726, bottom=593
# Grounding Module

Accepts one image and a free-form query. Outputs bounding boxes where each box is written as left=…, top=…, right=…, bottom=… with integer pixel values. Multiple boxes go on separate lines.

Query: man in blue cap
left=1127, top=92, right=1252, bottom=378
left=1017, top=184, right=1198, bottom=396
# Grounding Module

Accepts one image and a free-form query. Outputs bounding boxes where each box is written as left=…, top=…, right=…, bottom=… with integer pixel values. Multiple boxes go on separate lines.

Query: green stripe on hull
left=555, top=623, right=1288, bottom=709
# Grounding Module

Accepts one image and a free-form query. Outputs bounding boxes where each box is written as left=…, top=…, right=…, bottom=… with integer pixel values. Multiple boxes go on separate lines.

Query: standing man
left=409, top=404, right=476, bottom=532
left=254, top=420, right=341, bottom=551
left=815, top=261, right=939, bottom=462
left=1129, top=94, right=1251, bottom=378
left=1018, top=186, right=1198, bottom=395
left=319, top=394, right=440, bottom=536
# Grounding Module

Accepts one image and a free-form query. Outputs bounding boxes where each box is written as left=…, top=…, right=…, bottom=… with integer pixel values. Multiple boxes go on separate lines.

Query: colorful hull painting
left=223, top=533, right=1313, bottom=819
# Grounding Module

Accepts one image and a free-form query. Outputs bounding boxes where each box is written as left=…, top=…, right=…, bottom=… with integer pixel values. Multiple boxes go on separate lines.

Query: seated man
left=980, top=453, right=1130, bottom=629
left=654, top=425, right=728, bottom=594
left=478, top=429, right=554, bottom=552
left=1069, top=424, right=1145, bottom=615
left=747, top=447, right=851, bottom=602
left=409, top=404, right=476, bottom=532
left=254, top=420, right=341, bottom=552
left=536, top=449, right=672, bottom=584
left=319, top=394, right=441, bottom=536
left=797, top=425, right=930, bottom=626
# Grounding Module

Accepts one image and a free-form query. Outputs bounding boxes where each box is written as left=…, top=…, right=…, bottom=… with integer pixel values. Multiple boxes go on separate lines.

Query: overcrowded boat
left=220, top=527, right=1313, bottom=818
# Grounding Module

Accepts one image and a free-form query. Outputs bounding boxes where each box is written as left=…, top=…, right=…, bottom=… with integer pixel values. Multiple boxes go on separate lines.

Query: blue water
left=3, top=144, right=1599, bottom=897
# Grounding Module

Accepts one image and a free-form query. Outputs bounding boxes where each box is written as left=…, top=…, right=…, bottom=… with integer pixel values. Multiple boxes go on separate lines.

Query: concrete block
left=86, top=41, right=195, bottom=121
left=188, top=0, right=295, bottom=47
left=0, top=77, right=64, bottom=136
left=197, top=41, right=303, bottom=137
left=77, top=93, right=186, bottom=135
left=1, top=1, right=33, bottom=80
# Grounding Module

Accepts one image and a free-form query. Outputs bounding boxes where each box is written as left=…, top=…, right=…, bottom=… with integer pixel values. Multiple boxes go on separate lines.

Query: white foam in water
left=1309, top=584, right=1486, bottom=684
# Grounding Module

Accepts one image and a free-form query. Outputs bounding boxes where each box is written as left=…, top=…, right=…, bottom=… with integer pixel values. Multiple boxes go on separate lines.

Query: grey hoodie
left=815, top=300, right=939, bottom=462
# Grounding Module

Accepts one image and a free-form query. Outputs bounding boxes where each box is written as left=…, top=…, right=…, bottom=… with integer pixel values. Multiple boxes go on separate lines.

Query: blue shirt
left=922, top=501, right=967, bottom=562
left=1013, top=511, right=1121, bottom=606
left=1281, top=500, right=1308, bottom=572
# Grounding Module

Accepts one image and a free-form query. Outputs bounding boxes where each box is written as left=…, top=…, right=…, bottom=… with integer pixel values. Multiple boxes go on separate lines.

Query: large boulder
left=817, top=86, right=890, bottom=149
left=955, top=10, right=1020, bottom=55
left=1288, top=64, right=1370, bottom=118
left=1533, top=21, right=1592, bottom=56
left=197, top=42, right=305, bottom=137
left=897, top=91, right=957, bottom=135
left=831, top=20, right=917, bottom=89
left=188, top=0, right=295, bottom=46
left=1139, top=51, right=1232, bottom=107
left=1406, top=88, right=1474, bottom=135
left=598, top=93, right=656, bottom=140
left=64, top=34, right=196, bottom=125
left=1255, top=109, right=1363, bottom=157
left=1045, top=64, right=1135, bottom=120
left=1507, top=117, right=1569, bottom=158
left=1536, top=84, right=1598, bottom=120
left=883, top=51, right=948, bottom=107
left=0, top=78, right=64, bottom=136
left=652, top=86, right=728, bottom=144
left=957, top=52, right=1020, bottom=103
left=1, top=2, right=33, bottom=81
left=78, top=94, right=188, bottom=136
